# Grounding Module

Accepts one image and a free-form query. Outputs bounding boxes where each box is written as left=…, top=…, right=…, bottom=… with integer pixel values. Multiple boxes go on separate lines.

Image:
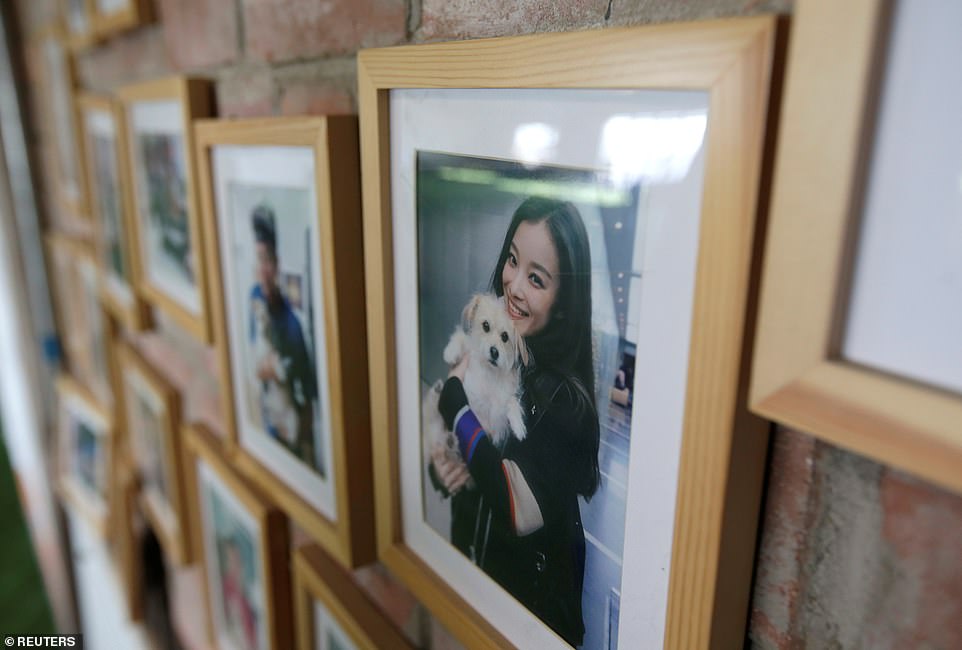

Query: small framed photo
left=56, top=375, right=115, bottom=536
left=37, top=27, right=89, bottom=223
left=293, top=544, right=411, bottom=650
left=44, top=235, right=113, bottom=406
left=184, top=424, right=292, bottom=650
left=91, top=0, right=153, bottom=39
left=751, top=0, right=962, bottom=493
left=359, top=18, right=781, bottom=649
left=118, top=76, right=214, bottom=341
left=195, top=117, right=373, bottom=568
left=60, top=0, right=98, bottom=50
left=78, top=93, right=151, bottom=331
left=117, top=341, right=191, bottom=565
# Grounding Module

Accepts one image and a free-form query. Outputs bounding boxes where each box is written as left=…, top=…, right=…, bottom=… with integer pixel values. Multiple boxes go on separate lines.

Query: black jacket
left=438, top=367, right=593, bottom=647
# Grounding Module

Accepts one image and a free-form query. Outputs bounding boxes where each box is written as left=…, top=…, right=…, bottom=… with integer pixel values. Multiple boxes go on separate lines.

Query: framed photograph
left=751, top=0, right=962, bottom=493
left=118, top=76, right=214, bottom=341
left=293, top=544, right=411, bottom=650
left=117, top=341, right=191, bottom=565
left=60, top=0, right=98, bottom=50
left=195, top=117, right=373, bottom=568
left=359, top=18, right=781, bottom=649
left=44, top=235, right=113, bottom=405
left=184, top=424, right=292, bottom=650
left=37, top=27, right=89, bottom=222
left=56, top=375, right=115, bottom=536
left=78, top=93, right=151, bottom=331
left=91, top=0, right=153, bottom=38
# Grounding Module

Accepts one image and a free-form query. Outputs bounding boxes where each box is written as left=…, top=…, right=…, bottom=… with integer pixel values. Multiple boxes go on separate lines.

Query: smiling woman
left=416, top=151, right=634, bottom=647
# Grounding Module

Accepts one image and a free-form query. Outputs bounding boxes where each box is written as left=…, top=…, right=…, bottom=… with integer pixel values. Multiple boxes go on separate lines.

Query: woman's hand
left=447, top=354, right=469, bottom=381
left=430, top=443, right=472, bottom=496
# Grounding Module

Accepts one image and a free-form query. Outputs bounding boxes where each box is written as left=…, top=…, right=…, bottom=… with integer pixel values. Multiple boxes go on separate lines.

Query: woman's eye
left=529, top=273, right=545, bottom=289
left=507, top=253, right=517, bottom=267
left=482, top=321, right=490, bottom=332
left=501, top=332, right=509, bottom=343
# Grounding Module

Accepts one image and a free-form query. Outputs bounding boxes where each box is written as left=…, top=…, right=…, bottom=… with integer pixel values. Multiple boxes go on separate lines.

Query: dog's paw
left=507, top=400, right=527, bottom=441
left=442, top=330, right=466, bottom=366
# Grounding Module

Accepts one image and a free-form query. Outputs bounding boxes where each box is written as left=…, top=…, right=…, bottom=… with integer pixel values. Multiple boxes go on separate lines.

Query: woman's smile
left=501, top=220, right=559, bottom=337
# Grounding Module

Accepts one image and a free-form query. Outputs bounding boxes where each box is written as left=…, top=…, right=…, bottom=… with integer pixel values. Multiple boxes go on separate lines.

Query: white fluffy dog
left=423, top=293, right=528, bottom=490
left=251, top=298, right=299, bottom=444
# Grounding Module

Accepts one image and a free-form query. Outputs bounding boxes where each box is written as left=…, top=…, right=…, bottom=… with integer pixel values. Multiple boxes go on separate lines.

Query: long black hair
left=489, top=196, right=601, bottom=498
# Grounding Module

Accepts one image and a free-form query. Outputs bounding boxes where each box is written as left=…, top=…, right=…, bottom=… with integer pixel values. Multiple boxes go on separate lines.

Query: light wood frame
left=44, top=233, right=88, bottom=376
left=77, top=93, right=151, bottom=331
left=118, top=76, right=214, bottom=341
left=183, top=423, right=292, bottom=650
left=60, top=0, right=99, bottom=51
left=37, top=27, right=90, bottom=224
left=359, top=17, right=782, bottom=650
left=293, top=544, right=412, bottom=650
left=195, top=116, right=374, bottom=569
left=55, top=374, right=116, bottom=538
left=116, top=340, right=192, bottom=565
left=44, top=235, right=114, bottom=404
left=110, top=455, right=145, bottom=621
left=91, top=0, right=153, bottom=39
left=750, top=0, right=962, bottom=493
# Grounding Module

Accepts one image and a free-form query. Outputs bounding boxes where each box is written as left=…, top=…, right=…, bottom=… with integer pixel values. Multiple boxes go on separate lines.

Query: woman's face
left=501, top=219, right=560, bottom=338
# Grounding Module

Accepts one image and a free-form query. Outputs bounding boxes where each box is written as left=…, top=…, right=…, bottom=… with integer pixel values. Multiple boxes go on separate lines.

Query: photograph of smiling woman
left=416, top=151, right=640, bottom=648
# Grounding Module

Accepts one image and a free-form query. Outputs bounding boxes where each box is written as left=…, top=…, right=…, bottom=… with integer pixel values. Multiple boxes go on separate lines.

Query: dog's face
left=461, top=294, right=528, bottom=370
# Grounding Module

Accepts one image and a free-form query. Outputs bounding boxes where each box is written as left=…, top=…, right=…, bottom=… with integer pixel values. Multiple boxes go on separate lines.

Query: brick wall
left=16, top=0, right=962, bottom=648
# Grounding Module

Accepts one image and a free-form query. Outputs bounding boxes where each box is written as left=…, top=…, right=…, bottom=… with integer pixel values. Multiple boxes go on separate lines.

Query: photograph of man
left=248, top=205, right=319, bottom=469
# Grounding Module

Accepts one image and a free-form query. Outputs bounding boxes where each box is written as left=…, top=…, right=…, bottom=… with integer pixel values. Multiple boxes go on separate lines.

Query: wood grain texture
left=749, top=0, right=962, bottom=494
left=193, top=116, right=375, bottom=569
left=116, top=76, right=214, bottom=342
left=182, top=423, right=292, bottom=650
left=359, top=17, right=780, bottom=650
left=293, top=544, right=412, bottom=650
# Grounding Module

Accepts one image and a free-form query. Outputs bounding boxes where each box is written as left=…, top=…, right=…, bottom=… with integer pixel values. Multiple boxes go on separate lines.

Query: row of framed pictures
left=44, top=2, right=962, bottom=649
left=46, top=12, right=776, bottom=650
left=55, top=354, right=409, bottom=650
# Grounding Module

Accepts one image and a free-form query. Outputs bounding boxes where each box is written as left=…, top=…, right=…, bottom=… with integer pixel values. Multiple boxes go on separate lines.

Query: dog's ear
left=461, top=294, right=482, bottom=332
left=515, top=331, right=529, bottom=368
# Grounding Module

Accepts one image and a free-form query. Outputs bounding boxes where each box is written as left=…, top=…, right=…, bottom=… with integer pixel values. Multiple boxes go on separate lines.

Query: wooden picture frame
left=110, top=455, right=145, bottom=621
left=195, top=117, right=374, bottom=569
left=183, top=423, right=292, bottom=650
left=56, top=374, right=116, bottom=537
left=37, top=27, right=90, bottom=224
left=359, top=17, right=782, bottom=650
left=60, top=0, right=99, bottom=51
left=750, top=0, right=962, bottom=495
left=91, top=0, right=154, bottom=39
left=293, top=544, right=412, bottom=650
left=44, top=235, right=113, bottom=404
left=116, top=340, right=192, bottom=565
left=44, top=233, right=87, bottom=375
left=78, top=93, right=151, bottom=332
left=118, top=76, right=214, bottom=341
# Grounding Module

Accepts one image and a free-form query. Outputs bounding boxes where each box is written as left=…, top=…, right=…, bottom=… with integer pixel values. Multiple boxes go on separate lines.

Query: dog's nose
left=489, top=346, right=499, bottom=362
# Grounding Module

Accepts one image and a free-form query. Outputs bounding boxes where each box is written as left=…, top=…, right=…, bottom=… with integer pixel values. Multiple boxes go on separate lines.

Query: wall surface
left=12, top=0, right=962, bottom=648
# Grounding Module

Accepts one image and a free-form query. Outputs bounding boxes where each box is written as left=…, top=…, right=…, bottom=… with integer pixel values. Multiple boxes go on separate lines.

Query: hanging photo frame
left=359, top=17, right=782, bottom=650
